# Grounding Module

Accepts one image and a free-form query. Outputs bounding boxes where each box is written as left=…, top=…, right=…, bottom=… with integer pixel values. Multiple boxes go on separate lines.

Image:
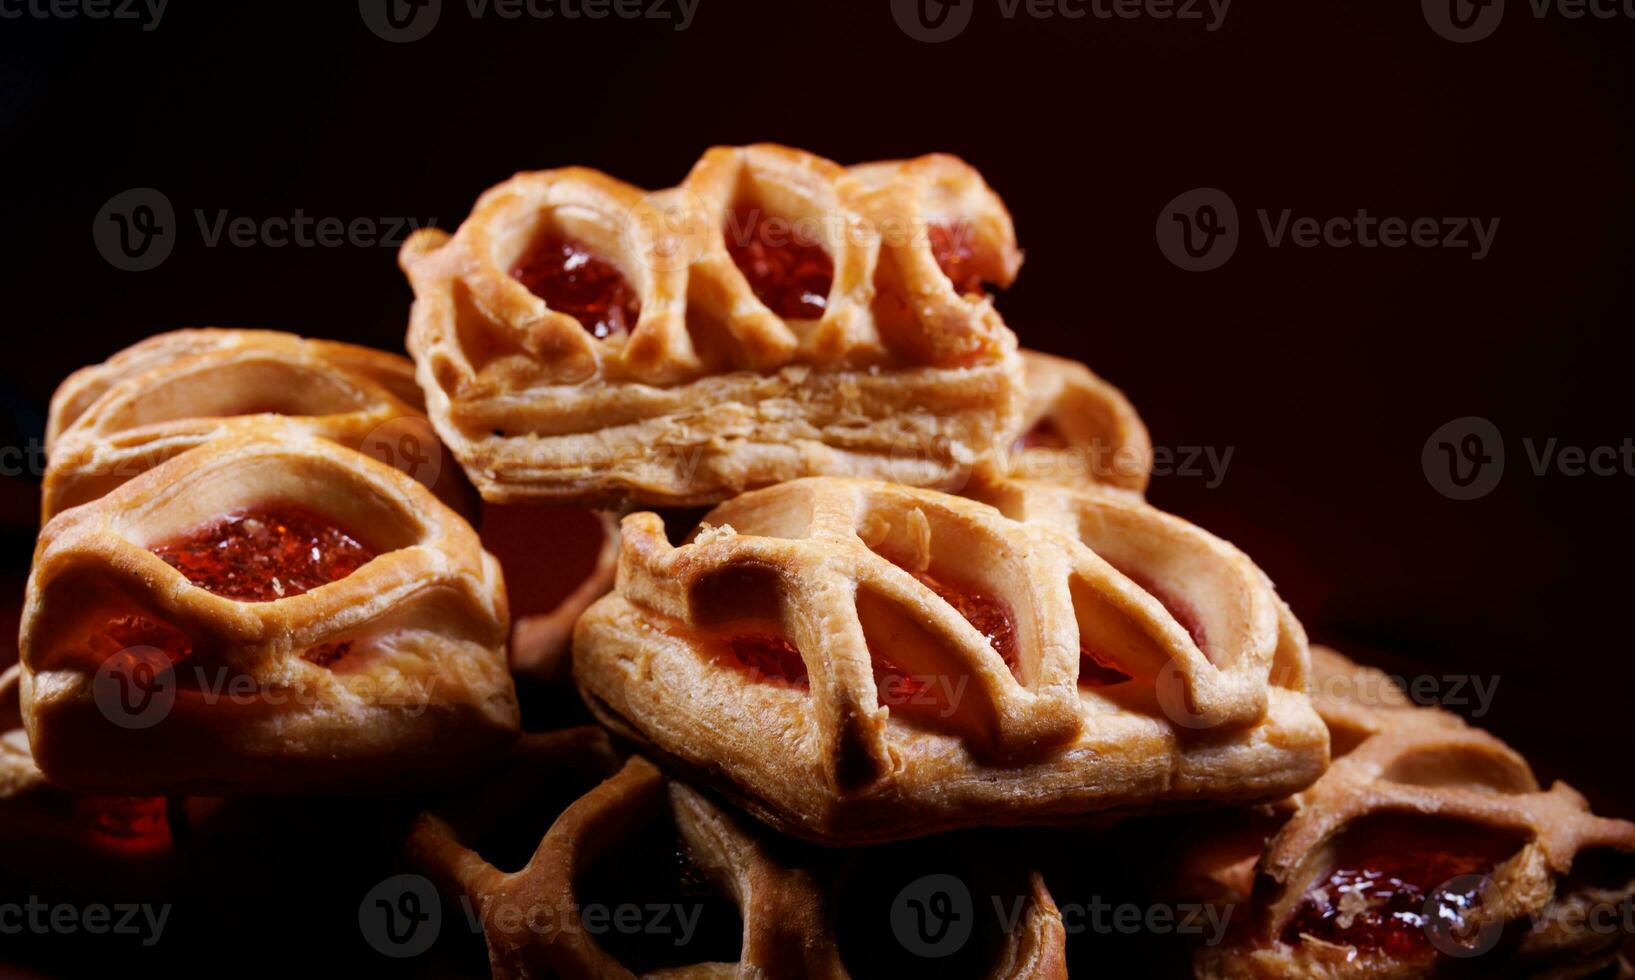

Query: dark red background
left=1, top=0, right=1631, bottom=951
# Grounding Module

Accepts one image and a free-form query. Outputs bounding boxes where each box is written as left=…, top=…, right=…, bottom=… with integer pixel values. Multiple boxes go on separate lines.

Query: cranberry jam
left=724, top=207, right=833, bottom=319
left=510, top=232, right=640, bottom=339
left=151, top=507, right=375, bottom=602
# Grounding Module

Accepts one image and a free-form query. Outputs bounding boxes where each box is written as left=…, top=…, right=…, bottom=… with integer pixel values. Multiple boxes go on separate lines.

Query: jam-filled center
left=1282, top=825, right=1511, bottom=958
left=74, top=795, right=171, bottom=850
left=152, top=507, right=376, bottom=602
left=510, top=232, right=640, bottom=339
left=911, top=569, right=1019, bottom=672
left=929, top=221, right=987, bottom=295
left=724, top=207, right=833, bottom=319
left=717, top=632, right=809, bottom=688
left=1078, top=644, right=1132, bottom=687
left=1014, top=418, right=1069, bottom=452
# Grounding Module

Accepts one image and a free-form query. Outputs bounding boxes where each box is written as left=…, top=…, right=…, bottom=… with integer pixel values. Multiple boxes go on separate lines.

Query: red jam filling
left=1117, top=567, right=1209, bottom=658
left=912, top=570, right=1019, bottom=672
left=151, top=507, right=376, bottom=602
left=1078, top=645, right=1132, bottom=687
left=1014, top=418, right=1068, bottom=452
left=718, top=633, right=808, bottom=688
left=1281, top=843, right=1503, bottom=957
left=510, top=232, right=640, bottom=339
left=929, top=221, right=987, bottom=295
left=724, top=207, right=833, bottom=319
left=303, top=640, right=353, bottom=668
left=89, top=613, right=193, bottom=665
left=73, top=795, right=170, bottom=849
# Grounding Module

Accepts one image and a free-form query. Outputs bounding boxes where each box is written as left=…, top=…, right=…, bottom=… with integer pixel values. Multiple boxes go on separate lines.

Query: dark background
left=0, top=0, right=1631, bottom=971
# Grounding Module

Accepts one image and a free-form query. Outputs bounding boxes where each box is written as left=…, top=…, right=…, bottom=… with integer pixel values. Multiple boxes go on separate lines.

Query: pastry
left=572, top=477, right=1328, bottom=845
left=406, top=726, right=1066, bottom=978
left=43, top=328, right=473, bottom=519
left=1000, top=349, right=1152, bottom=494
left=19, top=427, right=519, bottom=793
left=1177, top=647, right=1635, bottom=979
left=400, top=143, right=1027, bottom=507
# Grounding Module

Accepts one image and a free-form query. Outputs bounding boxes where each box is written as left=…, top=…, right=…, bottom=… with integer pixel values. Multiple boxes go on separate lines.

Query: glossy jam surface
left=724, top=207, right=833, bottom=319
left=929, top=221, right=986, bottom=295
left=1282, top=834, right=1506, bottom=958
left=1078, top=645, right=1132, bottom=687
left=152, top=507, right=375, bottom=602
left=89, top=613, right=193, bottom=665
left=510, top=232, right=640, bottom=339
left=74, top=795, right=170, bottom=849
left=913, top=570, right=1018, bottom=671
left=718, top=633, right=809, bottom=688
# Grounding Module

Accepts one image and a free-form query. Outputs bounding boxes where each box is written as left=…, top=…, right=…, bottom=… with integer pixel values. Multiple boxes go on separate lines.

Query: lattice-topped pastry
left=400, top=143, right=1027, bottom=506
left=573, top=477, right=1327, bottom=845
left=43, top=328, right=470, bottom=520
left=999, top=350, right=1152, bottom=494
left=1180, top=647, right=1635, bottom=979
left=19, top=427, right=518, bottom=794
left=406, top=726, right=1066, bottom=978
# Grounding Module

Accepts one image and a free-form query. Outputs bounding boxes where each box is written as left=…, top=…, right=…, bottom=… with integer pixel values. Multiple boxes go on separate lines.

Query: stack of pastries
left=6, top=144, right=1630, bottom=978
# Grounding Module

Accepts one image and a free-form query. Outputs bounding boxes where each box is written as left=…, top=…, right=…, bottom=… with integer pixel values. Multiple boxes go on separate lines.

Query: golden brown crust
left=996, top=350, right=1153, bottom=494
left=573, top=477, right=1327, bottom=845
left=405, top=727, right=1065, bottom=979
left=43, top=328, right=471, bottom=520
left=1191, top=647, right=1635, bottom=980
left=401, top=144, right=1028, bottom=507
left=20, top=426, right=518, bottom=794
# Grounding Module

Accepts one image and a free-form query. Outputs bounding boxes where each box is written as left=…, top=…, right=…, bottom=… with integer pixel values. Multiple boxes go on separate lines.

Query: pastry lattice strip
left=406, top=726, right=1066, bottom=979
left=575, top=477, right=1326, bottom=844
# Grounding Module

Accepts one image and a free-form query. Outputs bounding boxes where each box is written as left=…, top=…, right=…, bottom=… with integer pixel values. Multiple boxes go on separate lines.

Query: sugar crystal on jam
left=510, top=232, right=640, bottom=339
left=151, top=507, right=375, bottom=602
left=724, top=207, right=833, bottom=319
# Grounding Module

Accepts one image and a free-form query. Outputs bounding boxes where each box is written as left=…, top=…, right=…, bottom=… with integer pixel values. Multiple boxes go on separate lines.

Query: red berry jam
left=1078, top=644, right=1132, bottom=687
left=303, top=640, right=353, bottom=668
left=74, top=795, right=170, bottom=849
left=929, top=221, right=986, bottom=295
left=510, top=232, right=640, bottom=339
left=912, top=570, right=1019, bottom=673
left=724, top=207, right=833, bottom=319
left=1118, top=567, right=1209, bottom=659
left=1014, top=418, right=1068, bottom=452
left=151, top=507, right=376, bottom=602
left=88, top=613, right=193, bottom=665
left=718, top=633, right=808, bottom=688
left=1282, top=828, right=1508, bottom=958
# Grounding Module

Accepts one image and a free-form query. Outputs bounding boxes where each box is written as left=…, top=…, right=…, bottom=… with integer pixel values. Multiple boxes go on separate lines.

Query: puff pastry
left=20, top=426, right=519, bottom=794
left=407, top=726, right=1066, bottom=978
left=43, top=328, right=472, bottom=520
left=573, top=477, right=1328, bottom=845
left=1000, top=349, right=1152, bottom=494
left=401, top=143, right=1027, bottom=507
left=1178, top=647, right=1635, bottom=979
